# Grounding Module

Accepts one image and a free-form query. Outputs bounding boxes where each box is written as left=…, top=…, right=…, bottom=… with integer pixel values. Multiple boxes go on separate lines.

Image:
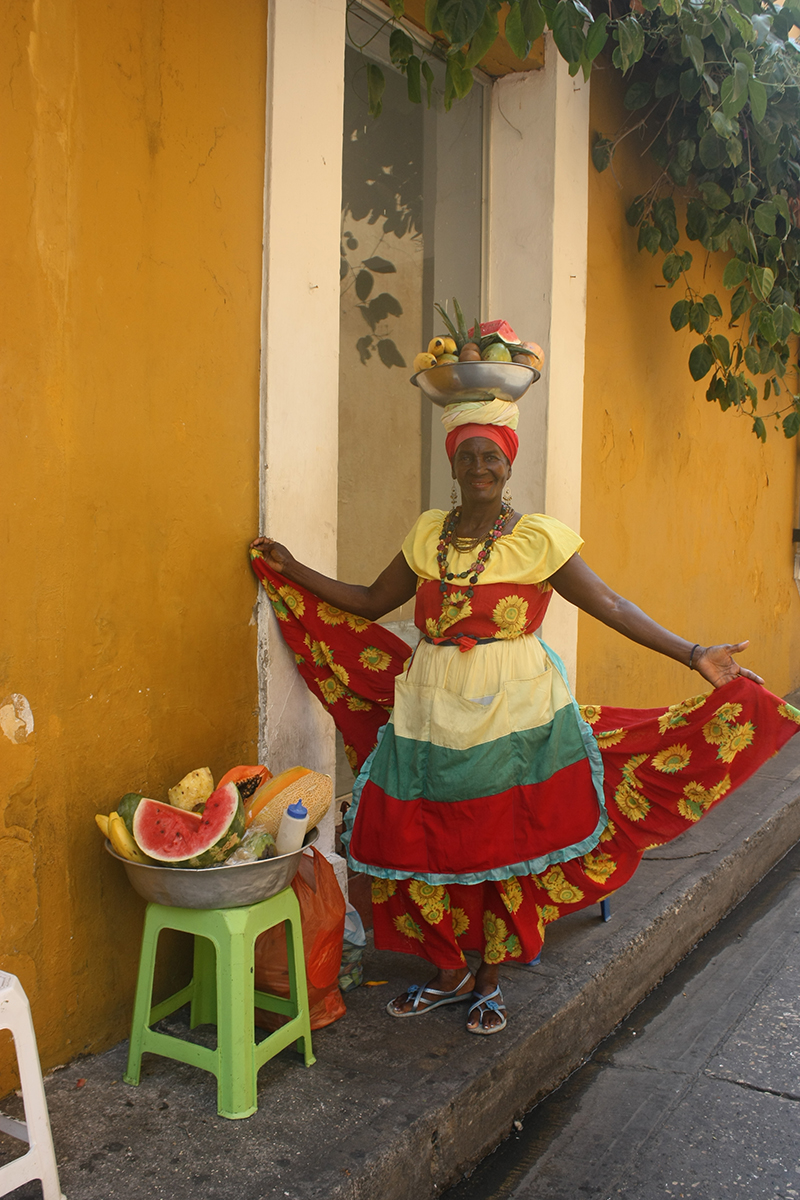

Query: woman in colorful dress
left=250, top=400, right=800, bottom=1036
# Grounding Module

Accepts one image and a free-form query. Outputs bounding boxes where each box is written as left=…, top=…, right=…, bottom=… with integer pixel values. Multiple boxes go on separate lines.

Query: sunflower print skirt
left=371, top=681, right=800, bottom=967
left=250, top=553, right=800, bottom=968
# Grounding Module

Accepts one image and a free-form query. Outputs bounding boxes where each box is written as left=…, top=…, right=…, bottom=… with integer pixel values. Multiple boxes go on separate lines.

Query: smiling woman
left=250, top=392, right=800, bottom=1037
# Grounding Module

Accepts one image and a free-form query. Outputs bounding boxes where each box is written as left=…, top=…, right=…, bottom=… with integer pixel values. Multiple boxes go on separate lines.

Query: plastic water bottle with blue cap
left=274, top=797, right=309, bottom=856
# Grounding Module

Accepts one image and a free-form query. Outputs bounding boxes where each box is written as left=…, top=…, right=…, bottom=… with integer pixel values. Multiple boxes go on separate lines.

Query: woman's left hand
left=694, top=641, right=764, bottom=688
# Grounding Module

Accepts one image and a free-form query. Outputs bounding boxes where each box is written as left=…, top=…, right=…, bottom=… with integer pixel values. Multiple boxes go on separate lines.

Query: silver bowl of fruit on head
left=98, top=764, right=332, bottom=909
left=411, top=300, right=544, bottom=408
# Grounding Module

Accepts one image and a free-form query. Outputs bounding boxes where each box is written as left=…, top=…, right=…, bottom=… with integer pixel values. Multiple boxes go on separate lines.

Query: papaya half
left=218, top=764, right=272, bottom=802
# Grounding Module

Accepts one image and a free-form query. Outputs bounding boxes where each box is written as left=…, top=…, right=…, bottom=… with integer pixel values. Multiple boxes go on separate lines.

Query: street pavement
left=2, top=730, right=800, bottom=1199
left=444, top=837, right=800, bottom=1200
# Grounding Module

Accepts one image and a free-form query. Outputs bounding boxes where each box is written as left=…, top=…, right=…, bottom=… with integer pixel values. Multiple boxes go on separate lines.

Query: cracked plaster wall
left=0, top=0, right=267, bottom=1091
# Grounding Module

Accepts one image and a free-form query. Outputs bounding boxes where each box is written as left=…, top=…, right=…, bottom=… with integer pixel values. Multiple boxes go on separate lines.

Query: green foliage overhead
left=350, top=0, right=800, bottom=440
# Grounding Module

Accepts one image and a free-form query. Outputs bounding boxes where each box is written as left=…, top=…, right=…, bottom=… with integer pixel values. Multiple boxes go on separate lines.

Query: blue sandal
left=386, top=970, right=474, bottom=1017
left=466, top=986, right=507, bottom=1035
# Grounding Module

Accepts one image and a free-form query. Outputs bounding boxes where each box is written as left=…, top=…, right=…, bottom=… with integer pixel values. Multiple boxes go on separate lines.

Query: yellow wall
left=0, top=0, right=267, bottom=1090
left=579, top=66, right=800, bottom=706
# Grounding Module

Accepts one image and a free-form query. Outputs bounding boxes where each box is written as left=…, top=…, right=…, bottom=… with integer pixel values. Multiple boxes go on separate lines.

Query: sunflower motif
left=541, top=865, right=585, bottom=906
left=294, top=653, right=305, bottom=666
left=657, top=693, right=708, bottom=735
left=778, top=702, right=800, bottom=726
left=614, top=779, right=651, bottom=822
left=717, top=721, right=755, bottom=764
left=621, top=753, right=648, bottom=784
left=499, top=876, right=524, bottom=914
left=540, top=904, right=560, bottom=924
left=579, top=704, right=602, bottom=726
left=702, top=702, right=744, bottom=746
left=371, top=877, right=398, bottom=904
left=582, top=850, right=617, bottom=885
left=427, top=591, right=473, bottom=638
left=277, top=585, right=304, bottom=618
left=304, top=638, right=328, bottom=668
left=408, top=880, right=450, bottom=925
left=678, top=775, right=731, bottom=823
left=483, top=910, right=520, bottom=963
left=317, top=675, right=346, bottom=706
left=346, top=613, right=372, bottom=632
left=595, top=728, right=627, bottom=748
left=492, top=595, right=529, bottom=639
left=346, top=693, right=373, bottom=712
left=329, top=659, right=350, bottom=687
left=317, top=601, right=347, bottom=626
left=600, top=818, right=617, bottom=843
left=344, top=743, right=359, bottom=772
left=359, top=645, right=392, bottom=673
left=393, top=913, right=424, bottom=943
left=267, top=589, right=289, bottom=621
left=452, top=907, right=470, bottom=937
left=505, top=934, right=522, bottom=959
left=715, top=702, right=743, bottom=723
left=651, top=743, right=692, bottom=774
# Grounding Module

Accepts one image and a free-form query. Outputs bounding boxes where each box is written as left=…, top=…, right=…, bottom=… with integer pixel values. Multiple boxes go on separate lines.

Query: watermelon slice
left=132, top=782, right=245, bottom=868
left=468, top=319, right=519, bottom=344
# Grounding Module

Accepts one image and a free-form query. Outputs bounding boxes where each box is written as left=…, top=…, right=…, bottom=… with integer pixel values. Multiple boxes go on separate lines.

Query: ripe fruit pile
left=95, top=762, right=333, bottom=869
left=412, top=297, right=545, bottom=376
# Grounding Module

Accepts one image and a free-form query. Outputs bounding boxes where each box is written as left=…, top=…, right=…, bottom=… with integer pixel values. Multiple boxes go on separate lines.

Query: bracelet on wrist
left=688, top=643, right=701, bottom=670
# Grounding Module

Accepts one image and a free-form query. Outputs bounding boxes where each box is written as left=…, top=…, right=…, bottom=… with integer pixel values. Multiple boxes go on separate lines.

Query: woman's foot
left=466, top=986, right=507, bottom=1035
left=465, top=961, right=505, bottom=1033
left=386, top=968, right=474, bottom=1017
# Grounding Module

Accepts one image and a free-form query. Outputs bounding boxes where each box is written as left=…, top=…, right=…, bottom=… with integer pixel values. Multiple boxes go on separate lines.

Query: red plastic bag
left=254, top=847, right=347, bottom=1031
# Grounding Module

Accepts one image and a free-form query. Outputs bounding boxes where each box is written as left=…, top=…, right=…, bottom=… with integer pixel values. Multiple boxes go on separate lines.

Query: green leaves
left=592, top=136, right=613, bottom=174
left=689, top=343, right=714, bottom=380
left=722, top=259, right=747, bottom=289
left=358, top=0, right=800, bottom=441
left=550, top=1, right=587, bottom=64
left=444, top=50, right=473, bottom=109
left=505, top=0, right=546, bottom=61
left=614, top=15, right=644, bottom=73
left=435, top=0, right=489, bottom=47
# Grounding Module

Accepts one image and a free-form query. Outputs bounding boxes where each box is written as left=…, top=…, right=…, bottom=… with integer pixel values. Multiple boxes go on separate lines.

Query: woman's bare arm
left=548, top=553, right=764, bottom=688
left=250, top=537, right=418, bottom=621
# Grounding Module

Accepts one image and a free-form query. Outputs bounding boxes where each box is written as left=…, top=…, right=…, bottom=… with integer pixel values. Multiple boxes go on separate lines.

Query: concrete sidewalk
left=3, top=731, right=800, bottom=1200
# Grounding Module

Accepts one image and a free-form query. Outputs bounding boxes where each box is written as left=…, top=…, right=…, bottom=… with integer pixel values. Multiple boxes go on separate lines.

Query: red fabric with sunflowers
left=249, top=552, right=408, bottom=771
left=370, top=682, right=800, bottom=966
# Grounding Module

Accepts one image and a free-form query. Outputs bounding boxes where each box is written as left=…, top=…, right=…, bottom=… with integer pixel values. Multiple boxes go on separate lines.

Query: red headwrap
left=445, top=422, right=519, bottom=465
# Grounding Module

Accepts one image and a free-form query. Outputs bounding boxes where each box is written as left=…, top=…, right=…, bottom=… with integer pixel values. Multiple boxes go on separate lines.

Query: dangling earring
left=450, top=482, right=459, bottom=508
left=503, top=484, right=512, bottom=506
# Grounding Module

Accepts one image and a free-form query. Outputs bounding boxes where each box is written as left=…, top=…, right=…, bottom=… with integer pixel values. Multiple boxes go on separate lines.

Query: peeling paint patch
left=0, top=695, right=34, bottom=744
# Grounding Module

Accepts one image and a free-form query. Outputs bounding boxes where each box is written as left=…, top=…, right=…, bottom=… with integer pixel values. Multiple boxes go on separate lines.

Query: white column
left=259, top=0, right=348, bottom=890
left=486, top=41, right=590, bottom=686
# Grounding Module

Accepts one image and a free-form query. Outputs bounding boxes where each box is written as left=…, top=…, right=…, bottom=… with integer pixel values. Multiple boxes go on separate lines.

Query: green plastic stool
left=123, top=889, right=315, bottom=1119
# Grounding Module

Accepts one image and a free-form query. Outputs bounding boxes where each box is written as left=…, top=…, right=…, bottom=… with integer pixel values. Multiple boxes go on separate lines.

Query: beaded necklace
left=436, top=501, right=512, bottom=600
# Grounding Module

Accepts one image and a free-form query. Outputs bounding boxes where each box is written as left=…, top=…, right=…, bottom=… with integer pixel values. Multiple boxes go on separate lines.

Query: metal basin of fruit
left=105, top=827, right=319, bottom=909
left=410, top=360, right=540, bottom=406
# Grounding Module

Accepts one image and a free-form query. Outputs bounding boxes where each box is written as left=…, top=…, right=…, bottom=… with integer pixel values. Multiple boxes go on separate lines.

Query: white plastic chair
left=0, top=972, right=65, bottom=1200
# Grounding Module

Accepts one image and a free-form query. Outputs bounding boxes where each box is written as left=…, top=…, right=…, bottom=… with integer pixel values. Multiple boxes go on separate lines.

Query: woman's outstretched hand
left=250, top=536, right=294, bottom=576
left=694, top=641, right=764, bottom=688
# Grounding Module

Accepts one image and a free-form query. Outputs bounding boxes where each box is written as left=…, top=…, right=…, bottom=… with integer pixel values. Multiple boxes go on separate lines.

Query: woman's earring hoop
left=450, top=482, right=459, bottom=508
left=503, top=485, right=512, bottom=505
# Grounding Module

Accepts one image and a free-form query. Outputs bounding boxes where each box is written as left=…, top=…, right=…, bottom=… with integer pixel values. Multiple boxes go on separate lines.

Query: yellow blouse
left=401, top=510, right=584, bottom=588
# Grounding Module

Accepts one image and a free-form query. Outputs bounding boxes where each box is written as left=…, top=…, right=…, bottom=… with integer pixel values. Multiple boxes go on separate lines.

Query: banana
left=108, top=811, right=153, bottom=864
left=95, top=813, right=110, bottom=839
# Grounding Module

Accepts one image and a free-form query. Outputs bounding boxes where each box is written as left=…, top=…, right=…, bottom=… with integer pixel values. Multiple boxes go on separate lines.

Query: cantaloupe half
left=246, top=768, right=333, bottom=839
left=245, top=766, right=312, bottom=826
